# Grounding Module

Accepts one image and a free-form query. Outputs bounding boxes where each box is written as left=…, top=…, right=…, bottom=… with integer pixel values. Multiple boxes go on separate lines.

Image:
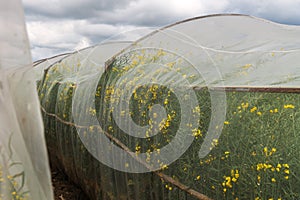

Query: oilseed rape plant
left=38, top=46, right=300, bottom=199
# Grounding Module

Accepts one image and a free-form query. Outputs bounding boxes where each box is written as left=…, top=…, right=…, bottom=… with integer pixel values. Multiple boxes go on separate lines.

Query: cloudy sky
left=22, top=0, right=300, bottom=61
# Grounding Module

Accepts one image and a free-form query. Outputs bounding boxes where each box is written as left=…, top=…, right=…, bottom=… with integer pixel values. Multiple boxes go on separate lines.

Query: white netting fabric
left=37, top=15, right=300, bottom=200
left=0, top=1, right=53, bottom=199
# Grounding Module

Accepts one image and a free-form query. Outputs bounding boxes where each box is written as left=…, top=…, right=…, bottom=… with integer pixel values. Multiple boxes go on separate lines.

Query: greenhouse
left=1, top=1, right=300, bottom=199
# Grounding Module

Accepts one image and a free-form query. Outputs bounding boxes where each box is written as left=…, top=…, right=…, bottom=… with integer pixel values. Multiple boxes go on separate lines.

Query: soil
left=51, top=167, right=90, bottom=200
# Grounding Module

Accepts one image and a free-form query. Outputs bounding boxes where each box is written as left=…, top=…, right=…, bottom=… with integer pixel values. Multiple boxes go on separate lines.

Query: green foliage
left=39, top=55, right=300, bottom=199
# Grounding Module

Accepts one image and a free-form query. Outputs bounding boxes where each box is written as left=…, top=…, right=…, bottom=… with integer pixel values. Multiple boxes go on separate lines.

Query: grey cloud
left=94, top=9, right=178, bottom=26
left=23, top=0, right=300, bottom=61
left=26, top=18, right=154, bottom=60
left=23, top=0, right=300, bottom=27
left=91, top=0, right=206, bottom=26
left=23, top=0, right=218, bottom=27
left=224, top=0, right=300, bottom=25
left=73, top=22, right=155, bottom=43
left=30, top=46, right=72, bottom=61
left=23, top=0, right=136, bottom=20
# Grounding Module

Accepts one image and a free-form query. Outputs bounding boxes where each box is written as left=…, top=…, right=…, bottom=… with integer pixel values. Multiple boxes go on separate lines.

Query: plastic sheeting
left=0, top=1, right=53, bottom=199
left=37, top=14, right=300, bottom=199
left=33, top=53, right=70, bottom=82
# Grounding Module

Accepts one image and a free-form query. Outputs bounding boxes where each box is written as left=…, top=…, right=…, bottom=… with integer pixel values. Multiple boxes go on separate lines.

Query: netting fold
left=0, top=1, right=53, bottom=199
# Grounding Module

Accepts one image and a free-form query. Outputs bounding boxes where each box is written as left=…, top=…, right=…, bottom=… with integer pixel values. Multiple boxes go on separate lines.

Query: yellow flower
left=108, top=126, right=113, bottom=132
left=89, top=108, right=96, bottom=116
left=257, top=111, right=262, bottom=116
left=192, top=129, right=202, bottom=137
left=271, top=178, right=276, bottom=182
left=250, top=106, right=257, bottom=113
left=235, top=173, right=239, bottom=179
left=212, top=139, right=219, bottom=146
left=131, top=60, right=138, bottom=66
left=257, top=175, right=261, bottom=182
left=120, top=110, right=126, bottom=116
left=156, top=49, right=166, bottom=56
left=193, top=105, right=201, bottom=113
left=284, top=104, right=295, bottom=109
left=284, top=176, right=289, bottom=180
left=161, top=164, right=168, bottom=170
left=89, top=126, right=94, bottom=132
left=156, top=148, right=160, bottom=154
left=224, top=176, right=232, bottom=188
left=231, top=170, right=235, bottom=176
left=159, top=119, right=171, bottom=130
left=164, top=99, right=168, bottom=105
left=153, top=113, right=157, bottom=118
left=264, top=163, right=272, bottom=169
left=241, top=102, right=249, bottom=109
left=196, top=175, right=201, bottom=180
left=283, top=163, right=289, bottom=168
left=268, top=147, right=276, bottom=156
left=277, top=163, right=282, bottom=168
left=166, top=62, right=175, bottom=68
left=257, top=163, right=264, bottom=171
left=225, top=151, right=230, bottom=158
left=271, top=167, right=275, bottom=172
left=224, top=121, right=230, bottom=125
left=135, top=145, right=141, bottom=152
left=186, top=123, right=193, bottom=127
left=284, top=169, right=290, bottom=174
left=276, top=167, right=280, bottom=172
left=242, top=64, right=252, bottom=69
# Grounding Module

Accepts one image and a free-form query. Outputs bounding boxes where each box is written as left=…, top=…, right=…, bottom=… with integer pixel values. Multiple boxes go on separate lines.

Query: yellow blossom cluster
left=284, top=104, right=295, bottom=109
left=222, top=169, right=239, bottom=193
left=0, top=165, right=28, bottom=200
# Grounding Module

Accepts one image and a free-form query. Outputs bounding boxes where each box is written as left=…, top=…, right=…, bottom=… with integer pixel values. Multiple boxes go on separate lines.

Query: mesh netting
left=37, top=14, right=300, bottom=200
left=0, top=1, right=53, bottom=199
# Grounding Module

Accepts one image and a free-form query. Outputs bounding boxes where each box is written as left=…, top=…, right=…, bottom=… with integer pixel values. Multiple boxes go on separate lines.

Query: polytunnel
left=36, top=14, right=300, bottom=200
